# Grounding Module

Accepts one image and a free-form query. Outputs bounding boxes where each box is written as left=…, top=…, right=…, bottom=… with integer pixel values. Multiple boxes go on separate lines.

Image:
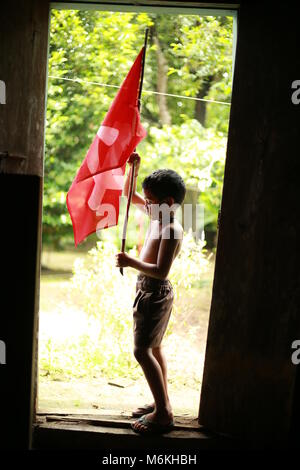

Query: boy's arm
left=128, top=226, right=181, bottom=280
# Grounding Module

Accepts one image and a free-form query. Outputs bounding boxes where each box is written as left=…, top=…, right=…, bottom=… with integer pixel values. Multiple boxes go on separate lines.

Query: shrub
left=39, top=230, right=210, bottom=381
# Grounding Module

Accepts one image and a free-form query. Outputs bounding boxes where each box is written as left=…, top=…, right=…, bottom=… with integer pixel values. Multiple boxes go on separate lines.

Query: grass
left=38, top=249, right=214, bottom=418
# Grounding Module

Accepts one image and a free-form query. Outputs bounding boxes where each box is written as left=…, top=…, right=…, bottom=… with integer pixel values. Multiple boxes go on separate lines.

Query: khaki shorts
left=133, top=273, right=174, bottom=348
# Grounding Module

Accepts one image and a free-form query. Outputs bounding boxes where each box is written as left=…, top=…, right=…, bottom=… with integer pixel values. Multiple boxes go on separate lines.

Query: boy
left=115, top=152, right=186, bottom=435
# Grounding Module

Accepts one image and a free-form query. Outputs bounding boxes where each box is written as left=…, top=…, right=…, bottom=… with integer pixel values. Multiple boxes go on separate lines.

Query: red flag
left=66, top=47, right=147, bottom=246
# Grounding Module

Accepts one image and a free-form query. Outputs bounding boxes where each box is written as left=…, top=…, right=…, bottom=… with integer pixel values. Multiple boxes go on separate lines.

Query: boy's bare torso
left=139, top=219, right=183, bottom=276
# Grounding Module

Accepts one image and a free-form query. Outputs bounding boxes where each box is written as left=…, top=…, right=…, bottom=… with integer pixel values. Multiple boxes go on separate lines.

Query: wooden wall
left=0, top=1, right=49, bottom=449
left=199, top=3, right=300, bottom=444
left=0, top=0, right=299, bottom=449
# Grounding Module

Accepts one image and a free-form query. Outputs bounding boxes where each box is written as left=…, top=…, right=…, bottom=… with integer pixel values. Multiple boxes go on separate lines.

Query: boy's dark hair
left=142, top=169, right=186, bottom=205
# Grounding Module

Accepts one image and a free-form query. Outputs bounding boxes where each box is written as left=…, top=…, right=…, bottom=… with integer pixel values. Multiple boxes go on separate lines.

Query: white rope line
left=48, top=74, right=231, bottom=106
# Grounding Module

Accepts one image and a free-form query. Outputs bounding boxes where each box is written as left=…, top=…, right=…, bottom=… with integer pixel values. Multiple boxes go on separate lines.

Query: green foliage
left=137, top=119, right=226, bottom=229
left=39, top=230, right=210, bottom=381
left=158, top=14, right=233, bottom=132
left=170, top=228, right=210, bottom=292
left=43, top=9, right=233, bottom=249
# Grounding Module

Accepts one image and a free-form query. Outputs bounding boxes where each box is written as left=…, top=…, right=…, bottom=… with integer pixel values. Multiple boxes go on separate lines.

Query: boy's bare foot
left=131, top=402, right=155, bottom=417
left=131, top=407, right=174, bottom=432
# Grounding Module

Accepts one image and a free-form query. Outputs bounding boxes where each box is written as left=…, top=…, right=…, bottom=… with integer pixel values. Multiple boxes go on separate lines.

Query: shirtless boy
left=115, top=152, right=186, bottom=436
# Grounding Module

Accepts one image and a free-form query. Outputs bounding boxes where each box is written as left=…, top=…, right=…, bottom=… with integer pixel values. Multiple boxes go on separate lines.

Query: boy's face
left=143, top=188, right=174, bottom=222
left=143, top=188, right=161, bottom=219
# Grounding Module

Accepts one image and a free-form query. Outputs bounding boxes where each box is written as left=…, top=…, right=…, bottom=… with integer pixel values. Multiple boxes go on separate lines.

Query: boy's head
left=142, top=169, right=186, bottom=221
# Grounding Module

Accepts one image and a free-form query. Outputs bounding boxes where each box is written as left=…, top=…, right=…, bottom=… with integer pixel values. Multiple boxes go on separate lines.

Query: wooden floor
left=33, top=412, right=264, bottom=450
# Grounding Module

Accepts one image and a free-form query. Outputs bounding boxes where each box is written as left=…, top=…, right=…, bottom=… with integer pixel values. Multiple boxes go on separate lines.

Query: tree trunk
left=152, top=33, right=171, bottom=126
left=194, top=75, right=214, bottom=127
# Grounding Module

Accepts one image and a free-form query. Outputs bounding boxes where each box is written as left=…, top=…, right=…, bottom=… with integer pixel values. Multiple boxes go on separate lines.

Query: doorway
left=37, top=0, right=237, bottom=430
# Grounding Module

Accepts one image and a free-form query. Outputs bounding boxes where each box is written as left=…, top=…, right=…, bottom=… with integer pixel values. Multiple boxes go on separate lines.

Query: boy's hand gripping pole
left=120, top=160, right=137, bottom=275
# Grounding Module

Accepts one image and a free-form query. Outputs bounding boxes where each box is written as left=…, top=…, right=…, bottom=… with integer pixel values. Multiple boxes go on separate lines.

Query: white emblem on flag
left=97, top=125, right=119, bottom=146
left=87, top=168, right=124, bottom=212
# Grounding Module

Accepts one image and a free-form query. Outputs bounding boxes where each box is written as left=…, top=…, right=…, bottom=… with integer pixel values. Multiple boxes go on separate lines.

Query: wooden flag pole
left=120, top=28, right=149, bottom=276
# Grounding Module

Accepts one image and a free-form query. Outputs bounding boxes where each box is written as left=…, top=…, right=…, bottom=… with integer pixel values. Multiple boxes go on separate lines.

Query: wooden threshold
left=33, top=412, right=246, bottom=450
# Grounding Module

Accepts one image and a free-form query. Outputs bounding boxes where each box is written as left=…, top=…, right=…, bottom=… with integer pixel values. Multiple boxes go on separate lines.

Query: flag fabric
left=66, top=47, right=147, bottom=247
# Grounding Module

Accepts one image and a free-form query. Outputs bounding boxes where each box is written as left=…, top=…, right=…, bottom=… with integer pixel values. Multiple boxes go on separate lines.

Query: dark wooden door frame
left=32, top=0, right=239, bottom=439
left=0, top=1, right=50, bottom=450
left=2, top=0, right=299, bottom=451
left=198, top=4, right=300, bottom=445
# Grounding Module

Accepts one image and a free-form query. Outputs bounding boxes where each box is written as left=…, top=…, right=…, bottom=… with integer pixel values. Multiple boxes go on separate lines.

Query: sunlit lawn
left=38, top=249, right=214, bottom=418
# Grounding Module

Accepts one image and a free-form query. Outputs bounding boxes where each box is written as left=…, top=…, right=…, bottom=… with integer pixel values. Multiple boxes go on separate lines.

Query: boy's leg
left=135, top=346, right=170, bottom=411
left=152, top=345, right=170, bottom=405
left=133, top=346, right=173, bottom=426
